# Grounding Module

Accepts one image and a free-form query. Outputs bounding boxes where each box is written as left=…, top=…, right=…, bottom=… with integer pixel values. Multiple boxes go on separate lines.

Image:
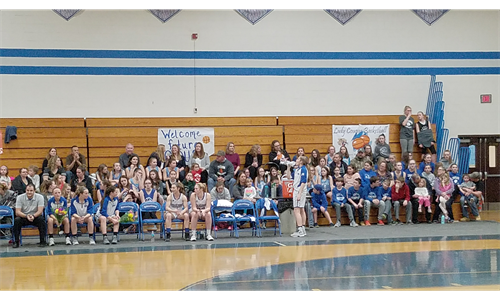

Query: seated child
left=190, top=163, right=202, bottom=184
left=243, top=178, right=258, bottom=203
left=309, top=184, right=334, bottom=227
left=182, top=172, right=196, bottom=199
left=331, top=177, right=357, bottom=227
left=415, top=178, right=432, bottom=213
left=347, top=178, right=364, bottom=225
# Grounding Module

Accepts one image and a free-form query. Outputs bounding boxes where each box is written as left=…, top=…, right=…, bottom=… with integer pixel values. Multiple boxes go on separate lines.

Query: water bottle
left=441, top=215, right=445, bottom=224
left=271, top=183, right=277, bottom=198
left=151, top=230, right=155, bottom=242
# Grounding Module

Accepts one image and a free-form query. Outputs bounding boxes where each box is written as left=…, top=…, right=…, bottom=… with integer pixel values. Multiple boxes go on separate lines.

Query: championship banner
left=332, top=124, right=390, bottom=159
left=158, top=128, right=215, bottom=162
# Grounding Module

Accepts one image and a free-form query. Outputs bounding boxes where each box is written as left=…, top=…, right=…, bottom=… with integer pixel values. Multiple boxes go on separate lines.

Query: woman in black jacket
left=244, top=144, right=263, bottom=180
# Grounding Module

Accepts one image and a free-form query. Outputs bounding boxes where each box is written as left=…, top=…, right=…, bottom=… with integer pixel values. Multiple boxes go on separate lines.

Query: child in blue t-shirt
left=359, top=161, right=377, bottom=188
left=362, top=176, right=386, bottom=226
left=331, top=177, right=357, bottom=227
left=377, top=179, right=393, bottom=223
left=348, top=178, right=364, bottom=225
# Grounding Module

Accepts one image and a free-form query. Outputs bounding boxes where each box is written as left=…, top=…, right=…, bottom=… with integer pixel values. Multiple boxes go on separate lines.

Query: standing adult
left=244, top=144, right=263, bottom=180
left=65, top=145, right=87, bottom=184
left=12, top=184, right=46, bottom=248
left=399, top=106, right=415, bottom=156
left=119, top=143, right=136, bottom=170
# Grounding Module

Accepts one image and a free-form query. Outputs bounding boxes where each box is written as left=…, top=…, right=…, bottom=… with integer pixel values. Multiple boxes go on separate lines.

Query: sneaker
left=350, top=221, right=359, bottom=227
left=476, top=215, right=481, bottom=221
left=111, top=235, right=118, bottom=244
left=406, top=220, right=414, bottom=225
left=301, top=226, right=307, bottom=236
left=72, top=237, right=79, bottom=245
left=65, top=237, right=71, bottom=245
left=427, top=208, right=432, bottom=213
left=291, top=231, right=301, bottom=237
left=58, top=230, right=64, bottom=236
left=150, top=225, right=158, bottom=231
left=334, top=221, right=341, bottom=228
left=103, top=236, right=110, bottom=245
left=165, top=233, right=171, bottom=242
left=314, top=223, right=319, bottom=228
left=190, top=232, right=196, bottom=241
left=360, top=221, right=365, bottom=226
left=206, top=234, right=214, bottom=241
left=89, top=238, right=95, bottom=245
left=418, top=207, right=422, bottom=213
left=460, top=217, right=470, bottom=222
left=49, top=237, right=55, bottom=246
left=309, top=224, right=314, bottom=229
left=329, top=223, right=335, bottom=227
left=390, top=220, right=398, bottom=225
left=377, top=220, right=385, bottom=226
left=185, top=232, right=191, bottom=241
left=382, top=213, right=387, bottom=221
left=364, top=220, right=371, bottom=226
left=298, top=227, right=306, bottom=237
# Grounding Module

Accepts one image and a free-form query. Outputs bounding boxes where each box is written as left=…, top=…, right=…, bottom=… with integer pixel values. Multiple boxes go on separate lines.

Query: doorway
left=459, top=135, right=500, bottom=210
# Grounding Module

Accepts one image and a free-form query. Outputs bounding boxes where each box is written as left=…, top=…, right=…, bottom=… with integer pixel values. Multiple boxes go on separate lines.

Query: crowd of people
left=0, top=108, right=484, bottom=245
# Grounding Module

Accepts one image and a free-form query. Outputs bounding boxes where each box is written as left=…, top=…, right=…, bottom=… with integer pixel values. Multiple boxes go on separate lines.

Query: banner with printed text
left=158, top=128, right=215, bottom=162
left=332, top=124, right=390, bottom=159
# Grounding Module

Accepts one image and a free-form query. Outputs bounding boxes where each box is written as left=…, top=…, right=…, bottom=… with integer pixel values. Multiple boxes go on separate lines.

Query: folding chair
left=232, top=199, right=258, bottom=238
left=162, top=202, right=186, bottom=239
left=255, top=198, right=281, bottom=237
left=117, top=202, right=140, bottom=240
left=139, top=202, right=164, bottom=241
left=211, top=200, right=236, bottom=239
left=0, top=206, right=14, bottom=243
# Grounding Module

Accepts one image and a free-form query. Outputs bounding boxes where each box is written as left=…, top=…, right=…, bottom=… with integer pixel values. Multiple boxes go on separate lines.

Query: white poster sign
left=158, top=128, right=215, bottom=162
left=332, top=124, right=390, bottom=159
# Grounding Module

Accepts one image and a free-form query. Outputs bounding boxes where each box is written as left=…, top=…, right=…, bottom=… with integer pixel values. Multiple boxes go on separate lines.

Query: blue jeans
left=460, top=196, right=479, bottom=218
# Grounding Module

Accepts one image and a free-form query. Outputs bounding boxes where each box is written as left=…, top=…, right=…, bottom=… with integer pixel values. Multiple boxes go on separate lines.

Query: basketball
left=202, top=136, right=210, bottom=144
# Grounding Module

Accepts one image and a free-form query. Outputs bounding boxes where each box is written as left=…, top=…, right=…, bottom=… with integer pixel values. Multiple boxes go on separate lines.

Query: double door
left=459, top=135, right=500, bottom=208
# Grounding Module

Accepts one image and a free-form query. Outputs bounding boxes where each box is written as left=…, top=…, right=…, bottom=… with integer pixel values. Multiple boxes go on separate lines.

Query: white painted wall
left=0, top=9, right=499, bottom=138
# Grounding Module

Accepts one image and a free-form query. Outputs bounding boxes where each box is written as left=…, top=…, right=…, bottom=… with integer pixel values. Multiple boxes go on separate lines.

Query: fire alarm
left=480, top=94, right=492, bottom=103
left=191, top=33, right=198, bottom=40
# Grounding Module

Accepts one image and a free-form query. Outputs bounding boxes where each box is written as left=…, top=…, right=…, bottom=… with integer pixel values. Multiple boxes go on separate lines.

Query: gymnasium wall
left=0, top=9, right=499, bottom=138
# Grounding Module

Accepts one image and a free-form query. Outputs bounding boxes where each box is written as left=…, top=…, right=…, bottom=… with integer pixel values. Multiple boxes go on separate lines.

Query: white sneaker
left=111, top=235, right=118, bottom=244
left=334, top=221, right=341, bottom=228
left=206, top=234, right=214, bottom=241
left=89, top=238, right=96, bottom=245
left=58, top=230, right=64, bottom=236
left=49, top=237, right=55, bottom=246
left=350, top=221, right=359, bottom=227
left=65, top=237, right=71, bottom=245
left=301, top=226, right=307, bottom=236
left=291, top=231, right=301, bottom=237
left=72, top=237, right=79, bottom=245
left=298, top=227, right=306, bottom=237
left=190, top=232, right=196, bottom=241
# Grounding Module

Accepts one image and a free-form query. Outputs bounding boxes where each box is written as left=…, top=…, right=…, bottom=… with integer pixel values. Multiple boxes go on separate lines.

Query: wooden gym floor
left=1, top=211, right=499, bottom=291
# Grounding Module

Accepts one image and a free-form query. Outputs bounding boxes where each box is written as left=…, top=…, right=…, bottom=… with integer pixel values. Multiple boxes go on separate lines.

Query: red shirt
left=391, top=183, right=410, bottom=201
left=191, top=169, right=202, bottom=183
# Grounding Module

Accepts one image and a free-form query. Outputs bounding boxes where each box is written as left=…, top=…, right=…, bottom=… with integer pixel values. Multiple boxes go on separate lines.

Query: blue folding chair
left=162, top=202, right=187, bottom=239
left=117, top=202, right=140, bottom=240
left=211, top=200, right=236, bottom=239
left=255, top=198, right=281, bottom=237
left=232, top=200, right=258, bottom=238
left=139, top=202, right=164, bottom=241
left=0, top=206, right=14, bottom=242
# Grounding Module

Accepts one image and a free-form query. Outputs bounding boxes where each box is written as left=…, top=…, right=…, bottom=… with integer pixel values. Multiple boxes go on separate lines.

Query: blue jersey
left=404, top=169, right=416, bottom=183
left=320, top=177, right=332, bottom=192
left=100, top=196, right=119, bottom=218
left=292, top=165, right=308, bottom=190
left=331, top=187, right=348, bottom=205
left=70, top=197, right=93, bottom=217
left=142, top=188, right=156, bottom=202
left=46, top=197, right=68, bottom=217
left=449, top=172, right=461, bottom=186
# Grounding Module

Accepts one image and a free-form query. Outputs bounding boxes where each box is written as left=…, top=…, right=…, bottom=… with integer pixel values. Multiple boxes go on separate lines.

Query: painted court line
left=273, top=241, right=286, bottom=247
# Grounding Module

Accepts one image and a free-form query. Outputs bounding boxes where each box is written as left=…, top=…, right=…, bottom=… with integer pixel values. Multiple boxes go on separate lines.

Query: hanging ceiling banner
left=235, top=9, right=273, bottom=25
left=53, top=9, right=81, bottom=21
left=149, top=9, right=181, bottom=23
left=413, top=9, right=449, bottom=26
left=324, top=9, right=361, bottom=25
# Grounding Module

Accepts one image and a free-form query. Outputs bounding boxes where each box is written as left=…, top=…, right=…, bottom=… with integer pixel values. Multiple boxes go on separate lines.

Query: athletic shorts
left=293, top=188, right=307, bottom=208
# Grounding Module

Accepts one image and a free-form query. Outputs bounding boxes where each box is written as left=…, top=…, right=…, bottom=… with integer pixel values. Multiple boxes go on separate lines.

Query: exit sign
left=480, top=94, right=492, bottom=103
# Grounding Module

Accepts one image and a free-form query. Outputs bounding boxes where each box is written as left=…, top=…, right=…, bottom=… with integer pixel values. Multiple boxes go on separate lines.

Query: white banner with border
left=158, top=128, right=215, bottom=162
left=332, top=124, right=390, bottom=159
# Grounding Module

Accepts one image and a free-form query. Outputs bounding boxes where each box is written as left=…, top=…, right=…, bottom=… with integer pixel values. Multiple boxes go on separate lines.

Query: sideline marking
left=273, top=241, right=286, bottom=247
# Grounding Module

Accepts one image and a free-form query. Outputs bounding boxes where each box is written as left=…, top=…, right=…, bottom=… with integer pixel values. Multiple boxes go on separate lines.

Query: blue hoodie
left=449, top=172, right=461, bottom=186
left=309, top=189, right=328, bottom=210
left=359, top=169, right=377, bottom=188
left=348, top=186, right=363, bottom=203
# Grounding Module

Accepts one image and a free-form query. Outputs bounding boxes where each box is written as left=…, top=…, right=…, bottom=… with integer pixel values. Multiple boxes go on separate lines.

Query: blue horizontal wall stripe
left=1, top=66, right=499, bottom=76
left=1, top=48, right=499, bottom=60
